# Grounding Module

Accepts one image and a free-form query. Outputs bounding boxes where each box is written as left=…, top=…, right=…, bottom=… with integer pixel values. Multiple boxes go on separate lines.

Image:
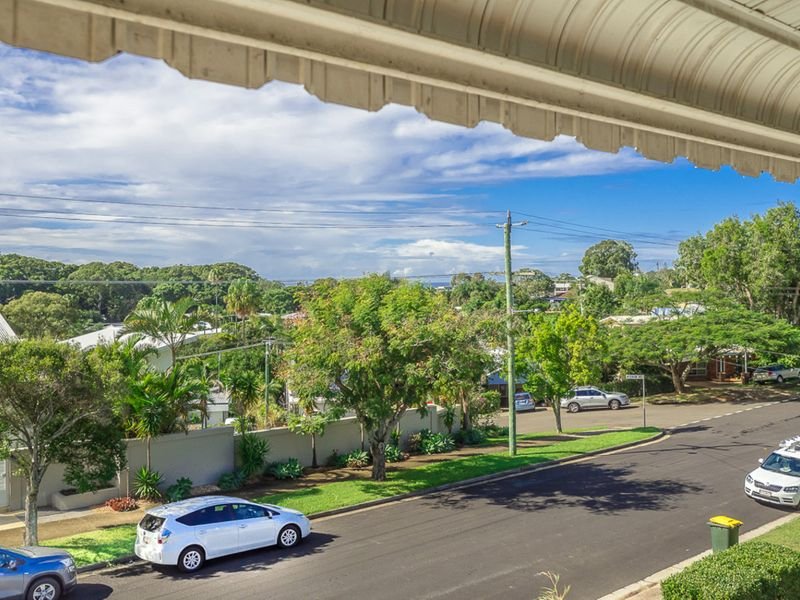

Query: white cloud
left=0, top=44, right=662, bottom=279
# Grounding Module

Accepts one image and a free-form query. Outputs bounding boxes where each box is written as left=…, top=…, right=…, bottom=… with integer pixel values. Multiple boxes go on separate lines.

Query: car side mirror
left=758, top=458, right=764, bottom=464
left=7, top=559, right=17, bottom=570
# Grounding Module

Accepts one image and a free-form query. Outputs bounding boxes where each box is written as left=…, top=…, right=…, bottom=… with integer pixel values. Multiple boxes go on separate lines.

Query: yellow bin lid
left=708, top=515, right=743, bottom=528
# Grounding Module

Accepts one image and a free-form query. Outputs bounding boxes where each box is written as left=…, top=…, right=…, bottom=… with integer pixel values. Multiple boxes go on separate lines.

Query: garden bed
left=51, top=485, right=120, bottom=511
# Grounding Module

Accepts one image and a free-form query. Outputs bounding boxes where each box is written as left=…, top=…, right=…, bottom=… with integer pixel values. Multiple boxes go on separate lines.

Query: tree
left=124, top=297, right=200, bottom=367
left=287, top=409, right=341, bottom=468
left=221, top=370, right=263, bottom=420
left=60, top=261, right=148, bottom=322
left=610, top=306, right=800, bottom=393
left=0, top=340, right=125, bottom=545
left=429, top=309, right=499, bottom=431
left=579, top=284, right=619, bottom=318
left=448, top=273, right=503, bottom=312
left=514, top=269, right=555, bottom=311
left=517, top=305, right=605, bottom=432
left=0, top=253, right=75, bottom=304
left=124, top=365, right=209, bottom=469
left=2, top=291, right=89, bottom=339
left=579, top=240, right=638, bottom=278
left=286, top=275, right=451, bottom=481
left=225, top=278, right=262, bottom=339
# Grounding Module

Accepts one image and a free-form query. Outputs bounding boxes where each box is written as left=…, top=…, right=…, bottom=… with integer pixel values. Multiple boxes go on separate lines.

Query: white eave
left=0, top=312, right=18, bottom=342
left=2, top=0, right=800, bottom=181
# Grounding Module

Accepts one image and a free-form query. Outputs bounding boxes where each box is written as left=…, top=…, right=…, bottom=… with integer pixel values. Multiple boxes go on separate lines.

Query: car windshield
left=761, top=453, right=800, bottom=477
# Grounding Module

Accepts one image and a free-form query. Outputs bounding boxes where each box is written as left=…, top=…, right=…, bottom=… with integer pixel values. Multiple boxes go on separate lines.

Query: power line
left=0, top=191, right=502, bottom=217
left=0, top=209, right=492, bottom=230
left=514, top=210, right=682, bottom=243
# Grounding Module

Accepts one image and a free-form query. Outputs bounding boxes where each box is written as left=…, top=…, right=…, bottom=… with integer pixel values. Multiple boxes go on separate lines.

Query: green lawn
left=254, top=428, right=660, bottom=515
left=41, top=427, right=659, bottom=567
left=42, top=524, right=137, bottom=567
left=753, top=515, right=800, bottom=552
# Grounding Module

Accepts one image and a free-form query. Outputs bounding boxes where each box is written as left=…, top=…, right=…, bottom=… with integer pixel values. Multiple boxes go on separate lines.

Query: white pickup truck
left=752, top=364, right=800, bottom=384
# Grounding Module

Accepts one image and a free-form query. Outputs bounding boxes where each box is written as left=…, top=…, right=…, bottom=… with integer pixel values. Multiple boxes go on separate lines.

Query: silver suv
left=560, top=387, right=629, bottom=413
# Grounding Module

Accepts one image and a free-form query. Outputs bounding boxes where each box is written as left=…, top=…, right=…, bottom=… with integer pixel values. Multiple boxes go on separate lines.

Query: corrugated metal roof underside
left=2, top=0, right=799, bottom=181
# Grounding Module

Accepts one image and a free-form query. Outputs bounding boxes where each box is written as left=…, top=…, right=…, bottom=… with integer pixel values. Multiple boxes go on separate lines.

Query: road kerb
left=78, top=430, right=665, bottom=575
left=598, top=511, right=800, bottom=600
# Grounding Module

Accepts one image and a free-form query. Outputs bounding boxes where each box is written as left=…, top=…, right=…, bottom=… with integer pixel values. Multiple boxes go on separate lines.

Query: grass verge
left=41, top=427, right=660, bottom=567
left=42, top=523, right=137, bottom=567
left=752, top=515, right=800, bottom=552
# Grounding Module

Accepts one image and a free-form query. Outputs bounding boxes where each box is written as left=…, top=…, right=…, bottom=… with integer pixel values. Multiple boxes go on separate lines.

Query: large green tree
left=0, top=253, right=75, bottom=304
left=0, top=340, right=125, bottom=545
left=579, top=240, right=638, bottom=279
left=286, top=275, right=452, bottom=481
left=60, top=261, right=148, bottom=322
left=2, top=291, right=89, bottom=339
left=517, top=305, right=605, bottom=432
left=610, top=306, right=800, bottom=393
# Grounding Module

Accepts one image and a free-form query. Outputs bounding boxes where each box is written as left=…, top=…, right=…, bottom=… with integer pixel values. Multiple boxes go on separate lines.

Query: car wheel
left=567, top=402, right=580, bottom=413
left=777, top=375, right=784, bottom=384
left=178, top=546, right=205, bottom=573
left=609, top=399, right=621, bottom=410
left=27, top=577, right=61, bottom=600
left=277, top=525, right=301, bottom=549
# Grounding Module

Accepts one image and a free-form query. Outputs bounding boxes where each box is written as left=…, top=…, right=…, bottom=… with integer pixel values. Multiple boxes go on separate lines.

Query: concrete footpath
left=600, top=512, right=800, bottom=600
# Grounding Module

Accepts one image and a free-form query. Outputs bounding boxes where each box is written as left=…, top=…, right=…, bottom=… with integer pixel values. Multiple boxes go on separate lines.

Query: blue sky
left=1, top=43, right=797, bottom=281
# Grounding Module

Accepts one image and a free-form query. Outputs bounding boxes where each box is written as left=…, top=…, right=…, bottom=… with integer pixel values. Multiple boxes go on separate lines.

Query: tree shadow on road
left=97, top=532, right=336, bottom=583
left=67, top=583, right=114, bottom=600
left=418, top=461, right=703, bottom=515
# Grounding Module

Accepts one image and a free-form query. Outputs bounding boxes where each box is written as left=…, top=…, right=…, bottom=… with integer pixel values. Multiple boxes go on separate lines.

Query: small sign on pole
left=625, top=374, right=646, bottom=427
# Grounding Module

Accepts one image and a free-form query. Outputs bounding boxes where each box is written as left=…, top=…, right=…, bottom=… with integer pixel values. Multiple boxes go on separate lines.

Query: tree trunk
left=551, top=398, right=563, bottom=433
left=370, top=439, right=387, bottom=481
left=24, top=477, right=40, bottom=546
left=311, top=433, right=318, bottom=469
left=460, top=393, right=472, bottom=431
left=670, top=364, right=686, bottom=394
left=359, top=422, right=365, bottom=452
left=146, top=436, right=152, bottom=471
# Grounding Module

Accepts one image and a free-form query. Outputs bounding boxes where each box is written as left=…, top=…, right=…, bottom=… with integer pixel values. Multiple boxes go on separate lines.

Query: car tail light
left=158, top=529, right=172, bottom=544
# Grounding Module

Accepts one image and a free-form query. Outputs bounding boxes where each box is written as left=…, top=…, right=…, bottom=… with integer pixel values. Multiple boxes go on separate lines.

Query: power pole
left=497, top=210, right=527, bottom=456
left=264, top=338, right=273, bottom=428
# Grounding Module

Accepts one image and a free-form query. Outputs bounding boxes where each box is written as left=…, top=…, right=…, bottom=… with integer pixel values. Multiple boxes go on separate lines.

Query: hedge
left=661, top=542, right=800, bottom=600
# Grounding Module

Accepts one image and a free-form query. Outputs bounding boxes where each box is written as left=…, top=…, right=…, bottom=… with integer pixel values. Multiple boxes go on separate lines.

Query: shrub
left=385, top=444, right=405, bottom=463
left=217, top=470, right=247, bottom=491
left=165, top=477, right=193, bottom=502
left=133, top=466, right=163, bottom=501
left=420, top=432, right=455, bottom=455
left=239, top=433, right=270, bottom=478
left=390, top=429, right=402, bottom=448
left=344, top=450, right=371, bottom=468
left=661, top=542, right=800, bottom=600
left=326, top=450, right=342, bottom=468
left=406, top=429, right=430, bottom=454
left=104, top=496, right=138, bottom=512
left=268, top=459, right=304, bottom=480
left=454, top=428, right=487, bottom=446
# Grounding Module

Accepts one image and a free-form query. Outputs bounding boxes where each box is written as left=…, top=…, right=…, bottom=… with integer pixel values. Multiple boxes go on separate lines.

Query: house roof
left=62, top=325, right=221, bottom=351
left=0, top=312, right=17, bottom=343
left=3, top=0, right=799, bottom=182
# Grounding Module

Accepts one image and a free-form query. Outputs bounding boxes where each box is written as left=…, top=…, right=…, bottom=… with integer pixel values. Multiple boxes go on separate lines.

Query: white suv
left=744, top=437, right=800, bottom=508
left=135, top=495, right=312, bottom=572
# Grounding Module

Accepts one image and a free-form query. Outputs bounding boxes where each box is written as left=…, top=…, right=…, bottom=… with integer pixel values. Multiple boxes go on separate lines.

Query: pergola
left=2, top=0, right=800, bottom=182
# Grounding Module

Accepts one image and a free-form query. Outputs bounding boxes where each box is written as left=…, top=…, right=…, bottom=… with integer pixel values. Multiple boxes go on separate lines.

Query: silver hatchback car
left=0, top=546, right=77, bottom=600
left=560, top=386, right=630, bottom=413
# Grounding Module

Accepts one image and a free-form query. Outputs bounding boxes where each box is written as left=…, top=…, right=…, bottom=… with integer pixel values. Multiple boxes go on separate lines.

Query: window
left=233, top=504, right=269, bottom=520
left=139, top=515, right=166, bottom=532
left=0, top=552, right=12, bottom=569
left=177, top=505, right=234, bottom=526
left=762, top=453, right=800, bottom=477
left=576, top=390, right=590, bottom=397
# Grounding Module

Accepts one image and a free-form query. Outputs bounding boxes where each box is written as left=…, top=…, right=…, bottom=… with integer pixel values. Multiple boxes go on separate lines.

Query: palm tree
left=124, top=297, right=200, bottom=367
left=225, top=279, right=261, bottom=340
left=126, top=376, right=168, bottom=471
left=221, top=370, right=263, bottom=423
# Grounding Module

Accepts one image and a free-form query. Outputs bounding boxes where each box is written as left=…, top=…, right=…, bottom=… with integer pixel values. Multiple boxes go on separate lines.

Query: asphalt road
left=80, top=400, right=800, bottom=600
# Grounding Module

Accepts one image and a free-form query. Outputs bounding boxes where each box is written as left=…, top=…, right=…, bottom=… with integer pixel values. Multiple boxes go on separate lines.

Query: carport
left=2, top=0, right=799, bottom=181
